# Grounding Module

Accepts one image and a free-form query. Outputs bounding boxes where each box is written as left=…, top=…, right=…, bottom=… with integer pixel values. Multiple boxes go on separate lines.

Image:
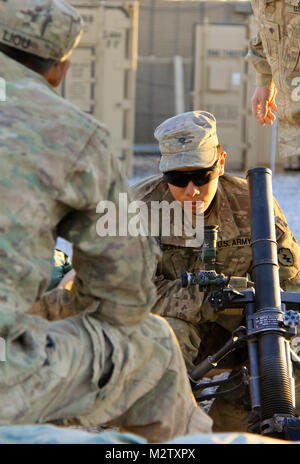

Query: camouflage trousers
left=0, top=308, right=212, bottom=443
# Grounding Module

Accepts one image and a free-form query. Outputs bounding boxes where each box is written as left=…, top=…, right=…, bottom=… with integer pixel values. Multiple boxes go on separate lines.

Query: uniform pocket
left=170, top=248, right=200, bottom=279
left=284, top=9, right=300, bottom=73
left=216, top=240, right=252, bottom=277
left=261, top=20, right=280, bottom=64
left=159, top=245, right=197, bottom=280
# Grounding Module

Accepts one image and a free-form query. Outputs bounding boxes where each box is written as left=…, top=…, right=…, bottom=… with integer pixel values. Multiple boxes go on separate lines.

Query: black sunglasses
left=163, top=160, right=219, bottom=188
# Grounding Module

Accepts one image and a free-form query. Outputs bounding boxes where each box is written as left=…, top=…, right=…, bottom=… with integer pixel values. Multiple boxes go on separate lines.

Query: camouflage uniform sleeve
left=246, top=198, right=300, bottom=291
left=55, top=126, right=160, bottom=327
left=245, top=31, right=273, bottom=86
left=152, top=274, right=204, bottom=369
left=273, top=198, right=300, bottom=292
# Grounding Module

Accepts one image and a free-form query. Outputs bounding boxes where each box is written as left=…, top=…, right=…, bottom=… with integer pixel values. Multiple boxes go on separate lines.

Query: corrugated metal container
left=61, top=0, right=139, bottom=175
left=193, top=19, right=273, bottom=171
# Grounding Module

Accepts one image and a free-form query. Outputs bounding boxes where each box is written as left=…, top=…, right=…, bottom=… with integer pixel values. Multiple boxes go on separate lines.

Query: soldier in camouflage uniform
left=132, top=111, right=300, bottom=431
left=246, top=0, right=300, bottom=169
left=0, top=0, right=213, bottom=442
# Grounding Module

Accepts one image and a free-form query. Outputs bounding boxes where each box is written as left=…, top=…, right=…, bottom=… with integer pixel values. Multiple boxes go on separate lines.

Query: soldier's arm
left=152, top=274, right=206, bottom=369
left=245, top=29, right=277, bottom=123
left=246, top=197, right=300, bottom=291
left=245, top=31, right=273, bottom=86
left=54, top=125, right=160, bottom=327
left=245, top=32, right=277, bottom=125
left=273, top=199, right=300, bottom=292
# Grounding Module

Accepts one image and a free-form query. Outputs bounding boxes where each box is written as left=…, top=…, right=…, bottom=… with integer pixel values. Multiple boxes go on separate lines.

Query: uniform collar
left=214, top=177, right=240, bottom=241
left=0, top=51, right=55, bottom=93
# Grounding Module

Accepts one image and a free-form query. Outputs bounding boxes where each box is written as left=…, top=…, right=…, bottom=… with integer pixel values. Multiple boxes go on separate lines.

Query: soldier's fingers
left=257, top=111, right=266, bottom=125
left=252, top=101, right=266, bottom=125
left=258, top=100, right=277, bottom=125
left=251, top=98, right=260, bottom=118
left=264, top=110, right=276, bottom=125
left=263, top=118, right=273, bottom=125
left=256, top=114, right=265, bottom=125
left=259, top=100, right=269, bottom=120
left=269, top=101, right=278, bottom=112
left=267, top=108, right=276, bottom=120
left=271, top=85, right=277, bottom=99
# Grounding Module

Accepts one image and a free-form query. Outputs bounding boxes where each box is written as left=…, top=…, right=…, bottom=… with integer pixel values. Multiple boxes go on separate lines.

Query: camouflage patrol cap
left=154, top=111, right=219, bottom=173
left=0, top=0, right=84, bottom=61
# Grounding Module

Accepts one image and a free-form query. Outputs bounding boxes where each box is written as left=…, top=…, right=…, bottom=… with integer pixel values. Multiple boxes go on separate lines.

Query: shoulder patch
left=275, top=216, right=288, bottom=242
left=275, top=216, right=288, bottom=231
left=278, top=248, right=294, bottom=266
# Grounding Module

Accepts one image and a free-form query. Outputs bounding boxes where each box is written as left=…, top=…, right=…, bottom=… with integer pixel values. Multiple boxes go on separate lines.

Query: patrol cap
left=0, top=0, right=84, bottom=61
left=154, top=111, right=219, bottom=173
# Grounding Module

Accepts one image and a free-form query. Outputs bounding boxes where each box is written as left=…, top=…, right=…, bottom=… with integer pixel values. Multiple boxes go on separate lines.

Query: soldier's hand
left=251, top=83, right=277, bottom=126
left=58, top=269, right=76, bottom=290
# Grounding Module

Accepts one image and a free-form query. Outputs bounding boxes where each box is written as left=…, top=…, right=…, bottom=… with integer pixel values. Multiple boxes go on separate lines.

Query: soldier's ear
left=218, top=152, right=227, bottom=176
left=44, top=60, right=71, bottom=88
